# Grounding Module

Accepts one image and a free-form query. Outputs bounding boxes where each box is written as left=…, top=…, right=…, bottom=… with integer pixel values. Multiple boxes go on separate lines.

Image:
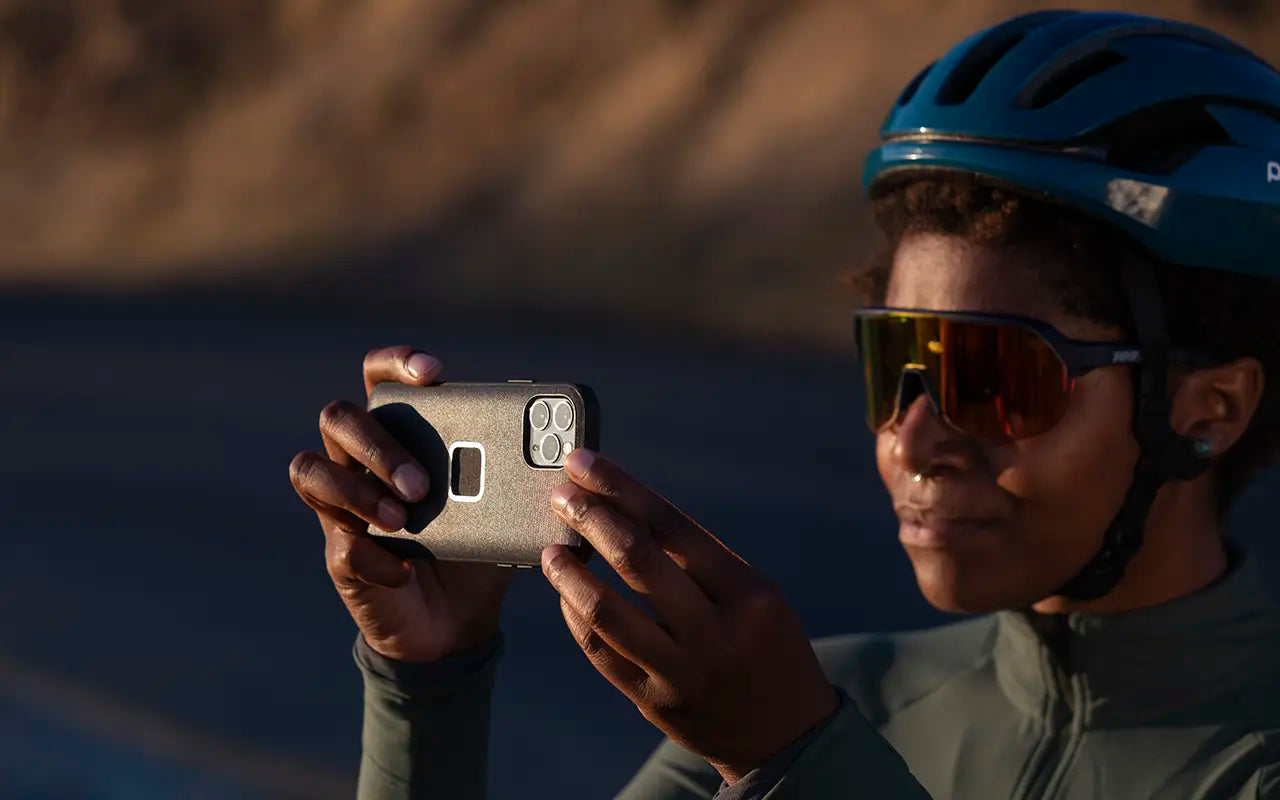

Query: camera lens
left=529, top=400, right=551, bottom=431
left=552, top=400, right=574, bottom=431
left=540, top=433, right=562, bottom=462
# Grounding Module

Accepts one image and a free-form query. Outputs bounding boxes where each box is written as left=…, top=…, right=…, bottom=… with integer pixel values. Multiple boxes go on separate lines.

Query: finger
left=562, top=450, right=757, bottom=600
left=320, top=512, right=414, bottom=590
left=550, top=483, right=716, bottom=642
left=317, top=400, right=430, bottom=502
left=559, top=596, right=649, bottom=692
left=363, top=346, right=443, bottom=396
left=541, top=545, right=680, bottom=677
left=290, top=450, right=410, bottom=532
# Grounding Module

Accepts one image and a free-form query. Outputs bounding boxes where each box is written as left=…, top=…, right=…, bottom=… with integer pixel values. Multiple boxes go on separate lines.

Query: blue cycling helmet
left=863, top=10, right=1280, bottom=280
left=862, top=11, right=1280, bottom=601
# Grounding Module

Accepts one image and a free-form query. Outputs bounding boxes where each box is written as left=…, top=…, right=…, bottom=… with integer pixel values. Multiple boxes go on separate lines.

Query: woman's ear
left=1169, top=357, right=1265, bottom=457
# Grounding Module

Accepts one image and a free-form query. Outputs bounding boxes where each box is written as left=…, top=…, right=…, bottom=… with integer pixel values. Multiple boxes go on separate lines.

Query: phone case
left=365, top=381, right=600, bottom=566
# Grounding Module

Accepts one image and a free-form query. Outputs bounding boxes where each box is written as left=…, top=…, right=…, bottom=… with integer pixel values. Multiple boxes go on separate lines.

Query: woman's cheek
left=1008, top=376, right=1139, bottom=549
left=1058, top=371, right=1140, bottom=495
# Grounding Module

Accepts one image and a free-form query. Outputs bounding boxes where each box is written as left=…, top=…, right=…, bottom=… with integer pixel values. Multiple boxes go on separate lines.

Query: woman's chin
left=905, top=546, right=1048, bottom=614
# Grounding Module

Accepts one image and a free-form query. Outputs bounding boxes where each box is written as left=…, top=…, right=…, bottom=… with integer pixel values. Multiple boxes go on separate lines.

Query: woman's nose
left=888, top=391, right=974, bottom=479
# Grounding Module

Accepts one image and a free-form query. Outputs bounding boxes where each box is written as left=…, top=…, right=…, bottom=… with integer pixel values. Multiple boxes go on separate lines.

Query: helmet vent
left=897, top=61, right=936, bottom=106
left=1096, top=101, right=1233, bottom=175
left=935, top=30, right=1026, bottom=106
left=1018, top=49, right=1126, bottom=109
left=932, top=9, right=1078, bottom=106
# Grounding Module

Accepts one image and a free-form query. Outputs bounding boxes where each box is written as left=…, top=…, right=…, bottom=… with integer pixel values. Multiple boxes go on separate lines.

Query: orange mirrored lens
left=856, top=314, right=1071, bottom=439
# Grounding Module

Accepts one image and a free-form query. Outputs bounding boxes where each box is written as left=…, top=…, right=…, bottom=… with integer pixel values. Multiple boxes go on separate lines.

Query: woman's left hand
left=541, top=449, right=840, bottom=784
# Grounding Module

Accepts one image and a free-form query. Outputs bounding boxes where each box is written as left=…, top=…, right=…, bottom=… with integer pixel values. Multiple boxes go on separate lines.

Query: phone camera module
left=540, top=433, right=562, bottom=462
left=526, top=394, right=577, bottom=468
left=529, top=400, right=551, bottom=431
left=551, top=400, right=574, bottom=431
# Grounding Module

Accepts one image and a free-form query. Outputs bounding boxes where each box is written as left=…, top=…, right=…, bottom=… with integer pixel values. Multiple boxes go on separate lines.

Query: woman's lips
left=899, top=518, right=1002, bottom=548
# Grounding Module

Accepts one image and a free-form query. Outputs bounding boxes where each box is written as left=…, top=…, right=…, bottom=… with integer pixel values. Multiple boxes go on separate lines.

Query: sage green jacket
left=356, top=555, right=1280, bottom=799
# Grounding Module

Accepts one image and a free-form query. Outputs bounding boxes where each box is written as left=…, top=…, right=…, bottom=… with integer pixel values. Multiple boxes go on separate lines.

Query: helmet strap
left=1055, top=256, right=1212, bottom=601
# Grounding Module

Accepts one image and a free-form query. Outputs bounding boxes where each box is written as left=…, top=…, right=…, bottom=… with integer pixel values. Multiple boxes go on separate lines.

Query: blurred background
left=2, top=0, right=1279, bottom=797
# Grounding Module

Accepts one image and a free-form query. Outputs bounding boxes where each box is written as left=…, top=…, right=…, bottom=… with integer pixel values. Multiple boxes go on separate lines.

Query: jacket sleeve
left=354, top=632, right=504, bottom=800
left=616, top=689, right=933, bottom=800
left=613, top=737, right=723, bottom=800
left=757, top=688, right=933, bottom=799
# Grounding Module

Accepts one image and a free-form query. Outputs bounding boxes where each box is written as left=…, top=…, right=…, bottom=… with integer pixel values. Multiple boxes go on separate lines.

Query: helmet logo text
left=1268, top=161, right=1280, bottom=183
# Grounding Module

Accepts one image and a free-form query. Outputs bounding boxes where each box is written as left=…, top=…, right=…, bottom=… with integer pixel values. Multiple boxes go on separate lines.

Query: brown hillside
left=1, top=0, right=1276, bottom=344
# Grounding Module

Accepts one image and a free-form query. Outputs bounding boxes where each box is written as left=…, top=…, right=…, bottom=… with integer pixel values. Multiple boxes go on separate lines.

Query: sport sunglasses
left=852, top=307, right=1204, bottom=441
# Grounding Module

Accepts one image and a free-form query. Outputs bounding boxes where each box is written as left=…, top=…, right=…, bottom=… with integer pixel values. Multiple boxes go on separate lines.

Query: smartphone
left=365, top=380, right=600, bottom=567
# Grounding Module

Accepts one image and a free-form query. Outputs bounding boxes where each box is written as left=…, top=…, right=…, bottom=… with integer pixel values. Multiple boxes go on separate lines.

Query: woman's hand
left=541, top=449, right=839, bottom=784
left=289, top=346, right=513, bottom=663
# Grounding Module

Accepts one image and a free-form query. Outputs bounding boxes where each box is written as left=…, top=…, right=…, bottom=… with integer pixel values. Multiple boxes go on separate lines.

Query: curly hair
left=853, top=174, right=1280, bottom=516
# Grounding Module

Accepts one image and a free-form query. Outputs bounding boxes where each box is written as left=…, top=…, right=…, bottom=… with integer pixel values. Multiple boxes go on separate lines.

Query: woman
left=289, top=11, right=1280, bottom=799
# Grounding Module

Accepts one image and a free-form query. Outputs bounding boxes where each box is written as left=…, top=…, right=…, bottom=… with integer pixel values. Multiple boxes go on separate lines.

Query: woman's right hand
left=289, top=346, right=514, bottom=663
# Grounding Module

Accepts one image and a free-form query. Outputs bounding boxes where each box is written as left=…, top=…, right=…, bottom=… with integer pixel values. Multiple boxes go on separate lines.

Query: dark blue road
left=1, top=293, right=1276, bottom=799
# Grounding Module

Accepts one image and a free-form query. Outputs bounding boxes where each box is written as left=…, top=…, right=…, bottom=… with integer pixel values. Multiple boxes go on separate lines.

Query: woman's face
left=876, top=233, right=1140, bottom=613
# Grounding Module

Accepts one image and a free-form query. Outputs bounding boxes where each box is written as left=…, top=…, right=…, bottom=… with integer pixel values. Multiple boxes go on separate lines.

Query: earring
left=1192, top=438, right=1214, bottom=457
left=911, top=473, right=924, bottom=483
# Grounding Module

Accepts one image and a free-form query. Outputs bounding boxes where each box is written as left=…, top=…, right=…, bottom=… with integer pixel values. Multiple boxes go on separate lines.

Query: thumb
left=346, top=535, right=414, bottom=589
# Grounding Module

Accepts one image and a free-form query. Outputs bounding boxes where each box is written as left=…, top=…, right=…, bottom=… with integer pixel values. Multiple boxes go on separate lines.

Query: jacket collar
left=993, top=550, right=1280, bottom=727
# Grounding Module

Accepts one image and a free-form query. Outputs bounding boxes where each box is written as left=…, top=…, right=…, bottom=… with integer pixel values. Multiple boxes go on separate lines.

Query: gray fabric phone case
left=365, top=381, right=599, bottom=566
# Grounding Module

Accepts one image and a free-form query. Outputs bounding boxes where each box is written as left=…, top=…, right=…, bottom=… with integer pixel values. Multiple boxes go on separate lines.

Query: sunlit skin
left=878, top=232, right=1263, bottom=615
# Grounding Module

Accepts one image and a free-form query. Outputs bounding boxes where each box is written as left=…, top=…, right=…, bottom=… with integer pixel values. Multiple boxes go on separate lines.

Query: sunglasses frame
left=852, top=306, right=1210, bottom=436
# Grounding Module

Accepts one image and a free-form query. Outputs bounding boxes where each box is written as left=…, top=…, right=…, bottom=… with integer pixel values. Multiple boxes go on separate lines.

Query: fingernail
left=542, top=545, right=567, bottom=575
left=405, top=353, right=442, bottom=380
left=392, top=463, right=429, bottom=501
left=377, top=498, right=407, bottom=531
left=551, top=483, right=577, bottom=513
left=564, top=448, right=596, bottom=478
